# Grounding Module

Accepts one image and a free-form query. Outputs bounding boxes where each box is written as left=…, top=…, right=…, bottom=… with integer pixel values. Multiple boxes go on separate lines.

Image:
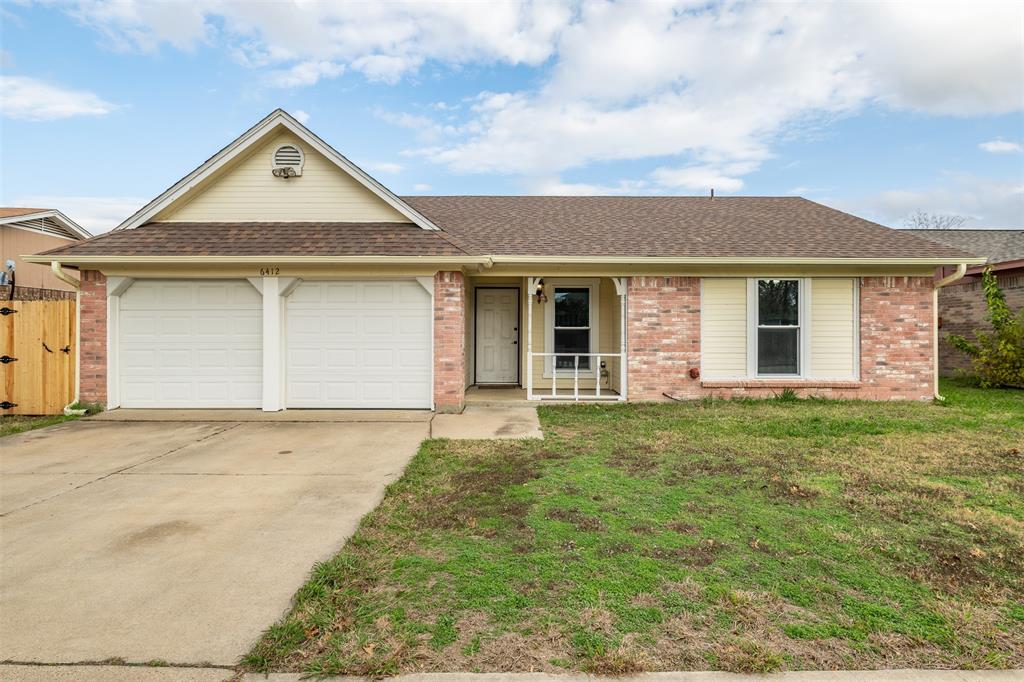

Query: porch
left=464, top=275, right=627, bottom=402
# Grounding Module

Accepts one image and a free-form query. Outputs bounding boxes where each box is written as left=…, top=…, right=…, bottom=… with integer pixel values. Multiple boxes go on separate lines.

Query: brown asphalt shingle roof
left=39, top=222, right=467, bottom=257
left=0, top=207, right=50, bottom=219
left=36, top=197, right=977, bottom=260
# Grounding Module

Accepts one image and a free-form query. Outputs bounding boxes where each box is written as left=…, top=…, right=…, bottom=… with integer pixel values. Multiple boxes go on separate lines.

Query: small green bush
left=947, top=266, right=1024, bottom=388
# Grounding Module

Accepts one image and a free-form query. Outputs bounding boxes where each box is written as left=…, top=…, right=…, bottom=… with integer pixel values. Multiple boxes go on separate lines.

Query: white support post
left=596, top=354, right=601, bottom=399
left=260, top=276, right=283, bottom=412
left=616, top=277, right=628, bottom=401
left=573, top=355, right=579, bottom=401
left=527, top=277, right=536, bottom=401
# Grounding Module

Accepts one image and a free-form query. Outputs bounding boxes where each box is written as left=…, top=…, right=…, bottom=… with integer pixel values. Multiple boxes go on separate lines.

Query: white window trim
left=746, top=278, right=810, bottom=379
left=543, top=278, right=600, bottom=379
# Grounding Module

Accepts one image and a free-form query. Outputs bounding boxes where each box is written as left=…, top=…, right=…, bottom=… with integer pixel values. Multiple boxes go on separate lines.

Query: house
left=905, top=228, right=1023, bottom=377
left=1, top=208, right=91, bottom=294
left=25, top=110, right=983, bottom=412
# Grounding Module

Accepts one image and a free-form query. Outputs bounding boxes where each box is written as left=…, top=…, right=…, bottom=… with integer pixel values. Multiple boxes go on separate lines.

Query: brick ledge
left=701, top=379, right=862, bottom=389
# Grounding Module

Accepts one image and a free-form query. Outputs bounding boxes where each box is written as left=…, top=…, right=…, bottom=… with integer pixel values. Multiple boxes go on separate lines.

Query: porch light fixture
left=535, top=278, right=548, bottom=303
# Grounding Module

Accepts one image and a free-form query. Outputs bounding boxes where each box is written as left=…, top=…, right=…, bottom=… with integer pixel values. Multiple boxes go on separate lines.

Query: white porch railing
left=526, top=277, right=628, bottom=402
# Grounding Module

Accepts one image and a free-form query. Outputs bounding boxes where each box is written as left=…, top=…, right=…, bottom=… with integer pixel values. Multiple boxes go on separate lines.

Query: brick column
left=79, top=270, right=108, bottom=406
left=433, top=270, right=466, bottom=413
left=626, top=276, right=701, bottom=400
left=860, top=276, right=934, bottom=400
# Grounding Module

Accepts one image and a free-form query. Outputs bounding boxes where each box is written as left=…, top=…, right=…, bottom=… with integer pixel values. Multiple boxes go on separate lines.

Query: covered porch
left=464, top=275, right=627, bottom=402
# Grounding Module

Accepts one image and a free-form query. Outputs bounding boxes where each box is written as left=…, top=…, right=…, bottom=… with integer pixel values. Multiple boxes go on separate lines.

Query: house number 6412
left=259, top=267, right=280, bottom=276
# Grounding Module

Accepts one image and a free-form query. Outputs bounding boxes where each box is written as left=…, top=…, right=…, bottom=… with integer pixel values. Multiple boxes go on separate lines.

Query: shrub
left=947, top=266, right=1024, bottom=388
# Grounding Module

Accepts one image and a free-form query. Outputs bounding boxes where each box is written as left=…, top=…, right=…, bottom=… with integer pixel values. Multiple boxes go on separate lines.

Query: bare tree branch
left=903, top=210, right=968, bottom=230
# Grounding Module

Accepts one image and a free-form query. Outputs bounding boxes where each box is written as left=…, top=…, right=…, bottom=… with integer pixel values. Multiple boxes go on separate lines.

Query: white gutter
left=933, top=263, right=969, bottom=401
left=50, top=261, right=84, bottom=413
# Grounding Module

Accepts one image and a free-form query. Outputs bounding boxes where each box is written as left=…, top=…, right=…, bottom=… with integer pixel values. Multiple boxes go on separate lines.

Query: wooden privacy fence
left=1, top=300, right=76, bottom=415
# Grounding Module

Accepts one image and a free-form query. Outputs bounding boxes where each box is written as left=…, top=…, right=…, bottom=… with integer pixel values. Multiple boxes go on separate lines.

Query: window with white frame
left=755, top=279, right=802, bottom=375
left=544, top=279, right=599, bottom=375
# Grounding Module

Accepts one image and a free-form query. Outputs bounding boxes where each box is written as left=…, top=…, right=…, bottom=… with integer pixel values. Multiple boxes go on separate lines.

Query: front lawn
left=247, top=380, right=1023, bottom=675
left=0, top=414, right=79, bottom=438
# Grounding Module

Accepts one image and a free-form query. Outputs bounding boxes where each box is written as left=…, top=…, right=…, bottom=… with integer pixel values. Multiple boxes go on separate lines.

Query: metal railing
left=526, top=352, right=625, bottom=401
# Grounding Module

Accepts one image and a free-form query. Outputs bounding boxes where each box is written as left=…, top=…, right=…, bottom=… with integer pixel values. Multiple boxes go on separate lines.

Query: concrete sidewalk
left=1, top=665, right=1021, bottom=681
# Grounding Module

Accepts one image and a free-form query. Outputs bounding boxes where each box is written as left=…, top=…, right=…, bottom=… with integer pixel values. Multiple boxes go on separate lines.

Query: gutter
left=932, top=263, right=969, bottom=401
left=50, top=261, right=84, bottom=414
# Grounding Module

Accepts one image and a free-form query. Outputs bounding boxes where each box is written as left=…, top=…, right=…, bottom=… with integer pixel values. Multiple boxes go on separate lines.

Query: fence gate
left=1, top=300, right=76, bottom=415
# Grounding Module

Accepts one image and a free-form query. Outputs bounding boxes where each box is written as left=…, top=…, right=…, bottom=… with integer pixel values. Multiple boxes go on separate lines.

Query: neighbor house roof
left=32, top=196, right=982, bottom=264
left=902, top=229, right=1023, bottom=265
left=1, top=207, right=91, bottom=240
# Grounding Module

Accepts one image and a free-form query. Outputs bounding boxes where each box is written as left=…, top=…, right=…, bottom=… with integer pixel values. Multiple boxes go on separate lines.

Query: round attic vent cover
left=272, top=144, right=304, bottom=177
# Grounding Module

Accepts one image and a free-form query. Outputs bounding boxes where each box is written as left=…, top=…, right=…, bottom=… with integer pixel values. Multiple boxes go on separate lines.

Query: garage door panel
left=286, top=280, right=431, bottom=409
left=119, top=280, right=262, bottom=408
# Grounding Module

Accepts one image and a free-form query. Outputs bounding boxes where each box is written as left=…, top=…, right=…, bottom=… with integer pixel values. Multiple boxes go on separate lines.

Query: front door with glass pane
left=475, top=288, right=519, bottom=384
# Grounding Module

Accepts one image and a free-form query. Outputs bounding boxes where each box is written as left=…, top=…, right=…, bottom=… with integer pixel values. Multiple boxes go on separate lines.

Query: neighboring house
left=26, top=110, right=982, bottom=412
left=1, top=208, right=91, bottom=292
left=905, top=229, right=1023, bottom=377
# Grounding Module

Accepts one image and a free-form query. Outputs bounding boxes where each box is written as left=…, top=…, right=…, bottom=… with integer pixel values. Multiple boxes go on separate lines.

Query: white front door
left=475, top=288, right=519, bottom=384
left=285, top=280, right=432, bottom=408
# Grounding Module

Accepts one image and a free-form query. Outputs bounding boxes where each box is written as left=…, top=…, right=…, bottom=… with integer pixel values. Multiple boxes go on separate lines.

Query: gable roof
left=902, top=229, right=1023, bottom=264
left=0, top=207, right=91, bottom=240
left=113, top=109, right=441, bottom=232
left=404, top=196, right=979, bottom=261
left=32, top=196, right=983, bottom=265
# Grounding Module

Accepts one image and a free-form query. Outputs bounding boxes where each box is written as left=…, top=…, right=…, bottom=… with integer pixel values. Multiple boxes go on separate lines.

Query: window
left=553, top=287, right=591, bottom=370
left=756, top=279, right=801, bottom=375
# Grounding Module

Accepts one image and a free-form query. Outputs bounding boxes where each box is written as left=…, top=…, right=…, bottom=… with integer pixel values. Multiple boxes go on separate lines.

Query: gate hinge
left=0, top=356, right=17, bottom=364
left=0, top=401, right=16, bottom=410
left=0, top=307, right=17, bottom=316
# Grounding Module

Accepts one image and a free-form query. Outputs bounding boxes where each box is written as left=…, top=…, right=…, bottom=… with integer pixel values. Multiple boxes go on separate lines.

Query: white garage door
left=286, top=280, right=431, bottom=408
left=119, top=280, right=262, bottom=407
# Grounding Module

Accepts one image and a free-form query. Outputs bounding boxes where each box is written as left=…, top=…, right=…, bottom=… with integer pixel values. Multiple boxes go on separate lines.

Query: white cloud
left=265, top=61, right=344, bottom=88
left=11, top=195, right=148, bottom=233
left=979, top=139, right=1023, bottom=154
left=842, top=175, right=1024, bottom=228
left=367, top=161, right=403, bottom=174
left=292, top=109, right=310, bottom=124
left=412, top=183, right=432, bottom=192
left=0, top=75, right=118, bottom=121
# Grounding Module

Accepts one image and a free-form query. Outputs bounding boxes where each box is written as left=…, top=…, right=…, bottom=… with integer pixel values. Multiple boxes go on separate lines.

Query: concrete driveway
left=0, top=415, right=429, bottom=666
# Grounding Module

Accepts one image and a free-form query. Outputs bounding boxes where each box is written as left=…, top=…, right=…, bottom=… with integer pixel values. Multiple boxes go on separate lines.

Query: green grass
left=0, top=413, right=80, bottom=437
left=246, top=380, right=1024, bottom=675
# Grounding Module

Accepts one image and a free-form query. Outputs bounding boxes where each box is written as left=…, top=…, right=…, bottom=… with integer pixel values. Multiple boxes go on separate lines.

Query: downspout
left=51, top=261, right=85, bottom=415
left=932, top=263, right=968, bottom=401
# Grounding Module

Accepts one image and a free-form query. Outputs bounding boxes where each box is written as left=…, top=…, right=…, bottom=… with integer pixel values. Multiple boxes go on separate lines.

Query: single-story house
left=2, top=208, right=91, bottom=293
left=26, top=110, right=983, bottom=412
left=905, top=228, right=1023, bottom=377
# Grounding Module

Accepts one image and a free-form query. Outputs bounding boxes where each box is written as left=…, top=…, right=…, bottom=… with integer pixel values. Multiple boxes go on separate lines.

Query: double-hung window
left=755, top=279, right=801, bottom=375
left=553, top=287, right=592, bottom=370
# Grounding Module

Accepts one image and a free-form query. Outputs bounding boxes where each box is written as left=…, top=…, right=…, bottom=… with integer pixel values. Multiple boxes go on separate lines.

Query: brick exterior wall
left=626, top=277, right=702, bottom=400
left=433, top=270, right=466, bottom=412
left=625, top=275, right=936, bottom=402
left=79, top=270, right=107, bottom=406
left=938, top=271, right=1023, bottom=377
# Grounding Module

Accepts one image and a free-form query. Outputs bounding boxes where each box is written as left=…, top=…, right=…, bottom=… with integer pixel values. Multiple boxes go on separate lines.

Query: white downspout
left=51, top=261, right=84, bottom=414
left=933, top=263, right=968, bottom=401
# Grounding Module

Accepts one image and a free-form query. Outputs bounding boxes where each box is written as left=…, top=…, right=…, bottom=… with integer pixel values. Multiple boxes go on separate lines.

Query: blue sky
left=1, top=1, right=1021, bottom=234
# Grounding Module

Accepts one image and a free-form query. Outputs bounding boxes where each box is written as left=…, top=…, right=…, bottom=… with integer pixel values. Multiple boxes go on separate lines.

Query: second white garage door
left=286, top=280, right=432, bottom=408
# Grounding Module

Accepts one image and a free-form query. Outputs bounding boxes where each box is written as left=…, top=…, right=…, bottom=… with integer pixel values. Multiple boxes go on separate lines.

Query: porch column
left=433, top=271, right=466, bottom=413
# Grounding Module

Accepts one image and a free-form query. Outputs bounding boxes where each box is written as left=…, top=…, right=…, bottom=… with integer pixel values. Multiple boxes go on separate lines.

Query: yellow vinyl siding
left=155, top=131, right=407, bottom=223
left=810, top=278, right=857, bottom=378
left=701, top=278, right=747, bottom=378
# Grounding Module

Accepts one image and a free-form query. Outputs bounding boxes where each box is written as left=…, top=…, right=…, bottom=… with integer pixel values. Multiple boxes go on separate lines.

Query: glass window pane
left=554, top=288, right=590, bottom=327
left=758, top=328, right=799, bottom=374
left=554, top=329, right=590, bottom=369
left=758, top=280, right=799, bottom=325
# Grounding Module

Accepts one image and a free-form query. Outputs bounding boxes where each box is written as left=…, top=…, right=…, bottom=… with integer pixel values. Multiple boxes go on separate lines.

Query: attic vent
left=271, top=144, right=304, bottom=178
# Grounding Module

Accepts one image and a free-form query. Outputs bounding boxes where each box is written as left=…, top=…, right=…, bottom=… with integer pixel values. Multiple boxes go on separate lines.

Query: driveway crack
left=0, top=423, right=242, bottom=518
